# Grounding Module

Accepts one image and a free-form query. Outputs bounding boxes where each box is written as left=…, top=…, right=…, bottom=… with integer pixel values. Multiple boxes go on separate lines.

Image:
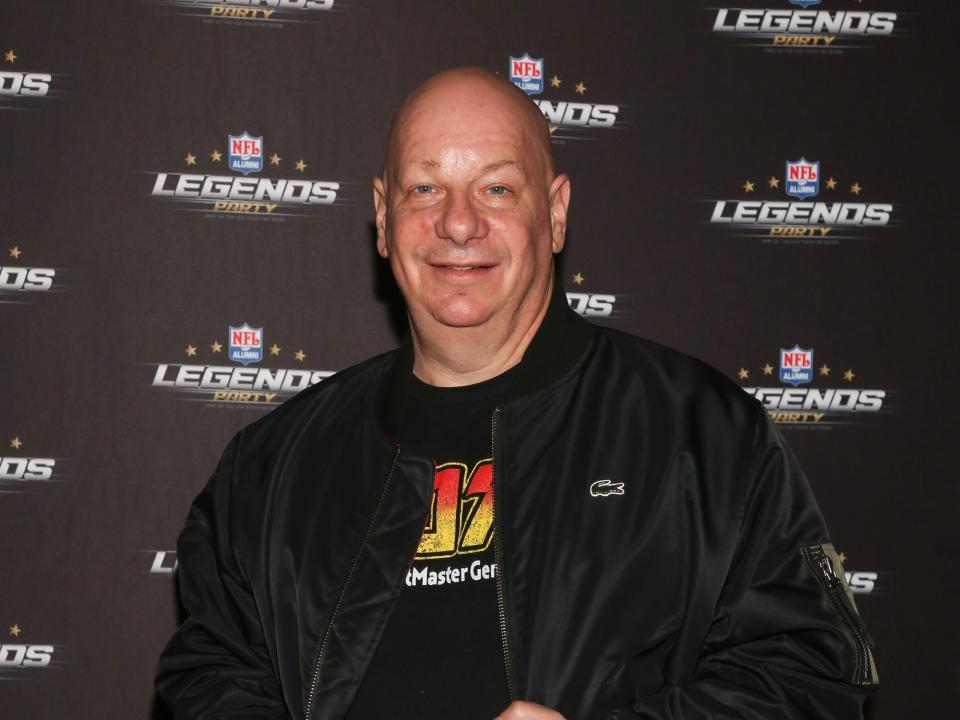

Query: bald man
left=157, top=69, right=877, bottom=719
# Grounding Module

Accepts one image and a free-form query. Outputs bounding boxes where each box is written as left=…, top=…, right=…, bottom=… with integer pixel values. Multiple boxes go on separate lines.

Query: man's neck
left=409, top=282, right=553, bottom=388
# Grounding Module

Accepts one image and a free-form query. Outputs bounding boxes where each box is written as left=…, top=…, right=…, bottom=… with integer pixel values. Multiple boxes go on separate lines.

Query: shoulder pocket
left=800, top=542, right=879, bottom=686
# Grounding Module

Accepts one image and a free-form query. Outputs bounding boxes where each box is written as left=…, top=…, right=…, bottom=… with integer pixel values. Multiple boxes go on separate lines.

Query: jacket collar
left=376, top=280, right=597, bottom=441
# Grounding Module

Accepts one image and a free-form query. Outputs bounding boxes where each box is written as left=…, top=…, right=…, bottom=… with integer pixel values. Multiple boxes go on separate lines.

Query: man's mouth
left=430, top=263, right=495, bottom=270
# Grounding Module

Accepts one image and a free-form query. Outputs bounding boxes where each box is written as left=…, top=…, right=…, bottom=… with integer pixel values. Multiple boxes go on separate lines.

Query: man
left=156, top=68, right=877, bottom=719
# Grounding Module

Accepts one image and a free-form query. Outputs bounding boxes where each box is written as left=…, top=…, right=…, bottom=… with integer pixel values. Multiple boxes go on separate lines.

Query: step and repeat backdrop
left=1, top=1, right=956, bottom=718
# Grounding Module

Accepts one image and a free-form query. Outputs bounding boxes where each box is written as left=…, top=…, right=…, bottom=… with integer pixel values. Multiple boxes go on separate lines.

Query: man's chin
left=428, top=302, right=494, bottom=329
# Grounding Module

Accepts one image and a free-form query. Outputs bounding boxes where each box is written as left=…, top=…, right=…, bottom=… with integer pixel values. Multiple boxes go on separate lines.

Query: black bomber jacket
left=156, top=289, right=878, bottom=719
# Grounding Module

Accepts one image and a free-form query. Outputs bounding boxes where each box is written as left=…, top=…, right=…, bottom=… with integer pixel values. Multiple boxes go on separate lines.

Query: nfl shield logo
left=785, top=158, right=820, bottom=199
left=789, top=0, right=821, bottom=7
left=228, top=323, right=263, bottom=366
left=228, top=132, right=263, bottom=175
left=509, top=54, right=544, bottom=95
left=780, top=345, right=814, bottom=387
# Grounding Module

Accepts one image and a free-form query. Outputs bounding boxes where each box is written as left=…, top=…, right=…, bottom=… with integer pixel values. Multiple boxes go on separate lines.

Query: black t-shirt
left=345, top=369, right=514, bottom=719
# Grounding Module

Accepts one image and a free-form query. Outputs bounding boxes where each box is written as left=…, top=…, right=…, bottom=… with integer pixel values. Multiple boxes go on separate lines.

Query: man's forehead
left=396, top=136, right=532, bottom=174
left=384, top=68, right=554, bottom=180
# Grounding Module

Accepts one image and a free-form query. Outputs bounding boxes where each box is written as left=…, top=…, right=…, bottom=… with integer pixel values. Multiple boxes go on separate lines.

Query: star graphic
left=185, top=344, right=197, bottom=357
left=210, top=149, right=222, bottom=162
left=9, top=624, right=21, bottom=637
left=548, top=126, right=557, bottom=135
left=269, top=153, right=281, bottom=166
left=737, top=368, right=749, bottom=380
left=4, top=49, right=16, bottom=64
left=843, top=369, right=855, bottom=382
left=850, top=182, right=862, bottom=195
left=574, top=82, right=587, bottom=95
left=826, top=177, right=837, bottom=190
left=572, top=272, right=584, bottom=285
left=210, top=341, right=222, bottom=353
left=819, top=363, right=831, bottom=376
left=184, top=153, right=197, bottom=166
left=742, top=180, right=755, bottom=193
left=269, top=343, right=281, bottom=357
left=9, top=246, right=21, bottom=259
left=549, top=75, right=561, bottom=88
left=768, top=176, right=780, bottom=189
left=837, top=551, right=848, bottom=564
left=10, top=436, right=22, bottom=450
left=762, top=363, right=774, bottom=376
left=294, top=349, right=306, bottom=362
left=294, top=159, right=307, bottom=172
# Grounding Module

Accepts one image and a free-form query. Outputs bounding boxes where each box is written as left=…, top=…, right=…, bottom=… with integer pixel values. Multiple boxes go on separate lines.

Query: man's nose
left=435, top=191, right=488, bottom=245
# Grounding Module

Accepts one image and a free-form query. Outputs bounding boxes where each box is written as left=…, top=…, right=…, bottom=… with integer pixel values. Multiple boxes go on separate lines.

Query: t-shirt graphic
left=405, top=459, right=498, bottom=591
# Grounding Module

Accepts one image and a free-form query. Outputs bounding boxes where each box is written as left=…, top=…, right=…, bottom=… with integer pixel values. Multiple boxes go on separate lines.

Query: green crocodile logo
left=590, top=479, right=625, bottom=497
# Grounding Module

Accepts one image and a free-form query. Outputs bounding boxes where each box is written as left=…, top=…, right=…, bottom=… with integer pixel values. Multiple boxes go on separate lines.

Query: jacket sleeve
left=155, top=433, right=288, bottom=719
left=610, top=411, right=878, bottom=719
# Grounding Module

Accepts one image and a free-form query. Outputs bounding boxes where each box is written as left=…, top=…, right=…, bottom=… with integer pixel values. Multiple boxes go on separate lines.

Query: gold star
left=548, top=126, right=557, bottom=135
left=574, top=82, right=587, bottom=95
left=294, top=349, right=306, bottom=362
left=9, top=624, right=21, bottom=637
left=819, top=363, right=831, bottom=376
left=9, top=246, right=21, bottom=259
left=269, top=343, right=281, bottom=357
left=210, top=341, right=222, bottom=353
left=762, top=363, right=774, bottom=376
left=572, top=272, right=584, bottom=285
left=843, top=369, right=855, bottom=382
left=737, top=367, right=749, bottom=380
left=185, top=344, right=197, bottom=357
left=768, top=176, right=779, bottom=189
left=742, top=180, right=755, bottom=193
left=837, top=551, right=847, bottom=564
left=210, top=149, right=222, bottom=162
left=549, top=75, right=561, bottom=88
left=4, top=49, right=16, bottom=64
left=10, top=437, right=22, bottom=450
left=269, top=153, right=281, bottom=166
left=184, top=153, right=196, bottom=166
left=850, top=182, right=862, bottom=195
left=294, top=159, right=307, bottom=172
left=826, top=177, right=837, bottom=190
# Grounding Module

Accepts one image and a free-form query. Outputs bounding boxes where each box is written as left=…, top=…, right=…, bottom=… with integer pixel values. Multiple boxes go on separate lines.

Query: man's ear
left=373, top=176, right=389, bottom=258
left=548, top=174, right=571, bottom=254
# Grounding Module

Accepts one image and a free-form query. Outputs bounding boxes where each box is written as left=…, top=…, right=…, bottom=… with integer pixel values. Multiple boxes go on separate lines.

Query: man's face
left=374, top=77, right=569, bottom=332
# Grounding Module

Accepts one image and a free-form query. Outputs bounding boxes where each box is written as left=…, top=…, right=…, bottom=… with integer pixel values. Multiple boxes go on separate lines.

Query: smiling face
left=374, top=69, right=570, bottom=335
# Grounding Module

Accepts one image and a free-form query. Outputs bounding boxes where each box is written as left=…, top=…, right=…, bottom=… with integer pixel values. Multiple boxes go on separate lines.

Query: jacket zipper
left=491, top=408, right=519, bottom=701
left=801, top=545, right=875, bottom=686
left=304, top=445, right=402, bottom=720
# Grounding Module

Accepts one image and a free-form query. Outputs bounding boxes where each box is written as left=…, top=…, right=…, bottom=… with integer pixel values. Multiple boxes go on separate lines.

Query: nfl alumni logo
left=780, top=345, right=814, bottom=386
left=509, top=54, right=543, bottom=95
left=785, top=158, right=820, bottom=199
left=789, top=0, right=821, bottom=7
left=228, top=132, right=263, bottom=175
left=228, top=324, right=263, bottom=366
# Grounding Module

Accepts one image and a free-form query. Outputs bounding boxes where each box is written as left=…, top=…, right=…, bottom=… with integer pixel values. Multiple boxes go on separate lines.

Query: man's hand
left=494, top=700, right=566, bottom=720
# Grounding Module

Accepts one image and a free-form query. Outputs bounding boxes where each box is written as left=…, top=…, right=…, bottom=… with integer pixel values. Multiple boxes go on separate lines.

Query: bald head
left=383, top=67, right=555, bottom=189
left=371, top=66, right=571, bottom=376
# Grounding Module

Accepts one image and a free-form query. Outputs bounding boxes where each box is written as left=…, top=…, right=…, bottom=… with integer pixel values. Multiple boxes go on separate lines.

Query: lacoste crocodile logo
left=589, top=479, right=624, bottom=497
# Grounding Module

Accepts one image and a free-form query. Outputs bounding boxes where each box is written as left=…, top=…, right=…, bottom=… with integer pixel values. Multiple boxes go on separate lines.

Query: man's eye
left=413, top=185, right=434, bottom=194
left=487, top=185, right=509, bottom=195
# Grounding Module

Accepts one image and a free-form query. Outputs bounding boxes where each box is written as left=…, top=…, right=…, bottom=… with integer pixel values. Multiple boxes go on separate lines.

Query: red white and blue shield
left=228, top=132, right=263, bottom=175
left=780, top=345, right=814, bottom=386
left=228, top=323, right=263, bottom=365
left=509, top=54, right=544, bottom=95
left=785, top=158, right=819, bottom=199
